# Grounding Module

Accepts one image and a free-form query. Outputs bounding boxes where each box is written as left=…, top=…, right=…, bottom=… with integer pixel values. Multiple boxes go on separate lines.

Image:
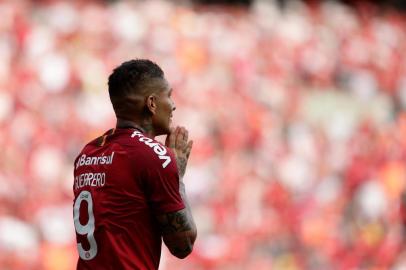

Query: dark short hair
left=108, top=59, right=164, bottom=100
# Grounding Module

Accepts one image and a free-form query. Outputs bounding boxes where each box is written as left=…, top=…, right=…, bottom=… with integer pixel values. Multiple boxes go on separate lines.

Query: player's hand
left=165, top=126, right=193, bottom=178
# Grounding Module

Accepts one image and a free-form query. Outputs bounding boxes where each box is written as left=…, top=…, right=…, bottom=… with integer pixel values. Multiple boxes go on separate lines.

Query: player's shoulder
left=81, top=129, right=117, bottom=149
left=74, top=129, right=119, bottom=160
left=128, top=130, right=174, bottom=169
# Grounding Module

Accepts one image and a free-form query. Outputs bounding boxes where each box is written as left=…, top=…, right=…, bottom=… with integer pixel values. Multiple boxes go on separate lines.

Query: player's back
left=73, top=128, right=183, bottom=270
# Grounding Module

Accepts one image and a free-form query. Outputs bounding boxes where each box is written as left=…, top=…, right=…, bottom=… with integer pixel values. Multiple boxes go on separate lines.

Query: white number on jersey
left=73, top=190, right=98, bottom=260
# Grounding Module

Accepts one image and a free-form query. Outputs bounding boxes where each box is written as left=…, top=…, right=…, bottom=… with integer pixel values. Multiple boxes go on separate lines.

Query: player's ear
left=146, top=94, right=157, bottom=115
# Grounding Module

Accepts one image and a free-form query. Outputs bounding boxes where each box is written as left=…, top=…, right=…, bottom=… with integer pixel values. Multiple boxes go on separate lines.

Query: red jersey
left=73, top=128, right=185, bottom=270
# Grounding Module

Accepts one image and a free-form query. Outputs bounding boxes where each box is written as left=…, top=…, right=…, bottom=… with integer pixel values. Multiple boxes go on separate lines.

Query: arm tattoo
left=158, top=209, right=192, bottom=235
left=176, top=155, right=187, bottom=178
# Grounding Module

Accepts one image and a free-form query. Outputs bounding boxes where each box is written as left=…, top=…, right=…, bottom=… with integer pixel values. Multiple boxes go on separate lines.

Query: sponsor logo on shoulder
left=131, top=131, right=171, bottom=168
left=76, top=152, right=115, bottom=169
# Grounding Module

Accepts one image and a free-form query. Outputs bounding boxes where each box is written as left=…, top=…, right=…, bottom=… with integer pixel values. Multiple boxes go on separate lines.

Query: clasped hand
left=165, top=126, right=193, bottom=178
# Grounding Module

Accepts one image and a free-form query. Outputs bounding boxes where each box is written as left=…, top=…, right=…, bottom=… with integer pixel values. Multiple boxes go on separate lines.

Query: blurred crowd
left=1, top=0, right=406, bottom=269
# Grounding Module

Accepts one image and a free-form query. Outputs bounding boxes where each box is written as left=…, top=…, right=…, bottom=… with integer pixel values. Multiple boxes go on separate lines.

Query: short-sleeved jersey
left=73, top=128, right=185, bottom=270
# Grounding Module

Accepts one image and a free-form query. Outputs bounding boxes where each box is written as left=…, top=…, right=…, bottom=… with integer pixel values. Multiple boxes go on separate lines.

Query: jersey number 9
left=74, top=190, right=98, bottom=260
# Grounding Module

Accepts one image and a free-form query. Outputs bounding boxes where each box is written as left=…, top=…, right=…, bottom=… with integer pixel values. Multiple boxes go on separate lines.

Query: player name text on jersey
left=74, top=172, right=106, bottom=190
left=131, top=131, right=171, bottom=168
left=76, top=152, right=115, bottom=169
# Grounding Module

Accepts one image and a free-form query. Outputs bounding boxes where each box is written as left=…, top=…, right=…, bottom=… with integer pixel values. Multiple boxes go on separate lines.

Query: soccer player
left=73, top=59, right=197, bottom=269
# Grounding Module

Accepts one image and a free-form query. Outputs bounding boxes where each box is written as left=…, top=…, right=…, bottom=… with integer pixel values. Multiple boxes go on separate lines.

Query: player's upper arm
left=131, top=136, right=196, bottom=258
left=155, top=208, right=197, bottom=259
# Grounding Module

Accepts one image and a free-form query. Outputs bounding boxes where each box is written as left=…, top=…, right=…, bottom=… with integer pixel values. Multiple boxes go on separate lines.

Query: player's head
left=108, top=59, right=175, bottom=135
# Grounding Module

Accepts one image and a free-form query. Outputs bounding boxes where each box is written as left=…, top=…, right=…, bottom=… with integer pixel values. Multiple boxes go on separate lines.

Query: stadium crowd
left=0, top=0, right=406, bottom=269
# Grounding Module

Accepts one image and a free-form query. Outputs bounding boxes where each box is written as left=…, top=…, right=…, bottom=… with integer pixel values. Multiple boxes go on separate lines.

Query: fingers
left=169, top=126, right=193, bottom=177
left=171, top=127, right=179, bottom=148
left=165, top=127, right=178, bottom=148
left=186, top=140, right=193, bottom=159
left=165, top=127, right=175, bottom=147
left=175, top=127, right=183, bottom=148
left=183, top=128, right=189, bottom=143
left=175, top=127, right=189, bottom=149
left=168, top=126, right=192, bottom=156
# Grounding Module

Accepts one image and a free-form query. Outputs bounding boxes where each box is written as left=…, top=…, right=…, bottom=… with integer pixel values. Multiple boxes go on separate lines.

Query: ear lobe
left=146, top=95, right=157, bottom=114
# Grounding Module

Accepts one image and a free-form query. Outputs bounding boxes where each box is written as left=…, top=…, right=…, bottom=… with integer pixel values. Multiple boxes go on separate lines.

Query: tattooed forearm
left=178, top=181, right=196, bottom=233
left=176, top=156, right=187, bottom=178
left=157, top=209, right=193, bottom=235
left=158, top=127, right=197, bottom=259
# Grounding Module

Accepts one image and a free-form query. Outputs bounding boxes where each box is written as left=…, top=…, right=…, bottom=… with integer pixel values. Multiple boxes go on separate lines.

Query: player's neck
left=116, top=118, right=155, bottom=138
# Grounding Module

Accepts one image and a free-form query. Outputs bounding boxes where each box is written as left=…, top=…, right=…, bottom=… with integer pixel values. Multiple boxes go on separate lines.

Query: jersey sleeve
left=139, top=146, right=185, bottom=215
